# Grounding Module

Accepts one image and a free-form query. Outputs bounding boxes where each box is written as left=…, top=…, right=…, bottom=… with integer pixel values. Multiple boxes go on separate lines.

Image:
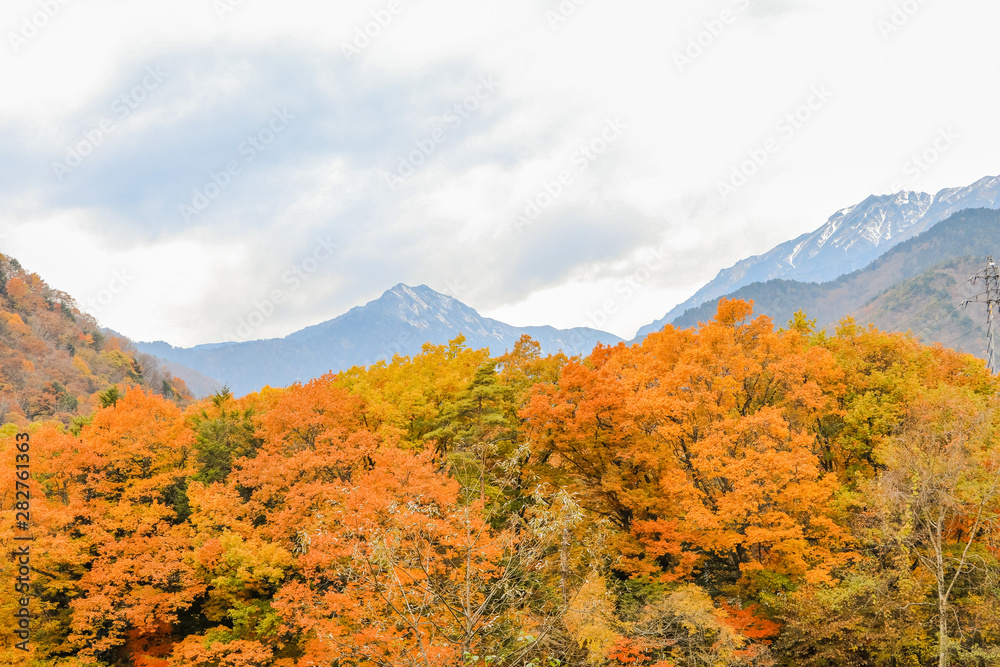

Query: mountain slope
left=0, top=253, right=192, bottom=424
left=852, top=258, right=986, bottom=359
left=661, top=208, right=1000, bottom=357
left=637, top=175, right=1000, bottom=338
left=158, top=360, right=225, bottom=398
left=137, top=283, right=622, bottom=396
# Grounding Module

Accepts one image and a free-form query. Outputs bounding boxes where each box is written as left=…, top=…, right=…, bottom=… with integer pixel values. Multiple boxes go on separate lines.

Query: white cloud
left=2, top=0, right=1000, bottom=345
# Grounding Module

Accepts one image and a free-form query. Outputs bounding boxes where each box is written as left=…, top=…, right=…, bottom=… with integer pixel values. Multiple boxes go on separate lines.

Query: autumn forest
left=3, top=257, right=1000, bottom=667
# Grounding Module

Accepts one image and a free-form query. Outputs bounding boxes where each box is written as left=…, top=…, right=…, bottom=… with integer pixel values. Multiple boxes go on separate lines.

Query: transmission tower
left=963, top=256, right=1000, bottom=374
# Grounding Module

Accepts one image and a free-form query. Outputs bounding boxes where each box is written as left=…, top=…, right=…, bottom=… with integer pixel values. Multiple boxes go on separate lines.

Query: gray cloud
left=2, top=46, right=514, bottom=244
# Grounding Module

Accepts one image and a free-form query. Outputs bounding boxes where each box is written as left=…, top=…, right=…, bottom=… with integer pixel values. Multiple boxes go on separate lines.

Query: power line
left=887, top=278, right=974, bottom=333
left=910, top=301, right=968, bottom=341
left=943, top=321, right=991, bottom=348
left=962, top=257, right=1000, bottom=374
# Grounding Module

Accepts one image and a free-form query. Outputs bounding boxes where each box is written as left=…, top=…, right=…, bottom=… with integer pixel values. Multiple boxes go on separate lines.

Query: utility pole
left=963, top=256, right=1000, bottom=374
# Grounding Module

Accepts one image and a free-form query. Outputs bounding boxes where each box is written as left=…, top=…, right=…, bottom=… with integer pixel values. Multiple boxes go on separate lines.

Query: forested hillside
left=0, top=253, right=191, bottom=425
left=853, top=257, right=986, bottom=358
left=4, top=301, right=1000, bottom=666
left=668, top=208, right=1000, bottom=358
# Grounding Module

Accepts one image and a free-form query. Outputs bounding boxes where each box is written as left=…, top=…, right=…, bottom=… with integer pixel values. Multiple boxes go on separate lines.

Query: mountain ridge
left=636, top=174, right=1000, bottom=338
left=665, top=207, right=1000, bottom=360
left=137, top=283, right=622, bottom=396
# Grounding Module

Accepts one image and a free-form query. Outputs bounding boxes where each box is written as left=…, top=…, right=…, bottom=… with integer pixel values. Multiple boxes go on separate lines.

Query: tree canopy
left=3, top=300, right=1000, bottom=666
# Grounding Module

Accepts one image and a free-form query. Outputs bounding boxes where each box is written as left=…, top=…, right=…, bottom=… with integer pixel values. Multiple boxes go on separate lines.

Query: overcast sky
left=1, top=0, right=998, bottom=346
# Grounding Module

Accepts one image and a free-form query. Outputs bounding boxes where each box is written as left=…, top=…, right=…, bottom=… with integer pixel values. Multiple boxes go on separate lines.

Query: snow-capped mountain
left=636, top=174, right=1000, bottom=339
left=137, top=284, right=621, bottom=396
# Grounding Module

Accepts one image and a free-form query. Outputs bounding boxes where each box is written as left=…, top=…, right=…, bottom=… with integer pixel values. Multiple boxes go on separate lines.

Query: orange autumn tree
left=270, top=447, right=538, bottom=667
left=522, top=300, right=851, bottom=645
left=173, top=376, right=375, bottom=666
left=67, top=388, right=199, bottom=664
left=177, top=374, right=543, bottom=667
left=0, top=390, right=200, bottom=666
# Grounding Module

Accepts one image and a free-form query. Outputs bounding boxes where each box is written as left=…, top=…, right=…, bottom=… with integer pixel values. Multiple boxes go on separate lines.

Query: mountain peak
left=380, top=283, right=464, bottom=318
left=138, top=283, right=621, bottom=395
left=384, top=283, right=448, bottom=301
left=386, top=282, right=431, bottom=295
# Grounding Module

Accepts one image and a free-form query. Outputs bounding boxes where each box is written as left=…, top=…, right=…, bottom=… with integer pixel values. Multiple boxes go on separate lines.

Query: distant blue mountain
left=136, top=283, right=621, bottom=396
